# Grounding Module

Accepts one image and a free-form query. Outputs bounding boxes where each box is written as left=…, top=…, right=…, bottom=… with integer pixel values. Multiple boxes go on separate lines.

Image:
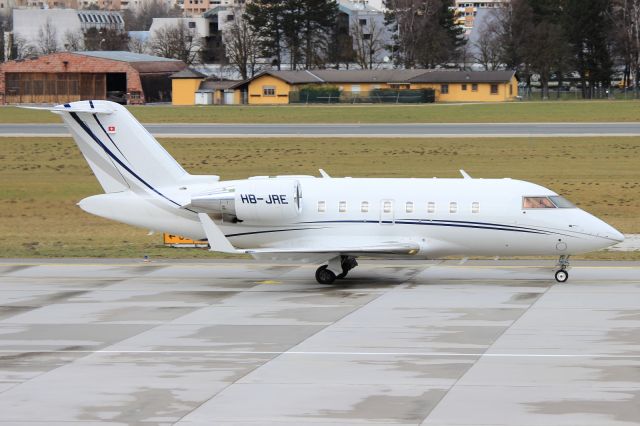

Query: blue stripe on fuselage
left=298, top=219, right=549, bottom=235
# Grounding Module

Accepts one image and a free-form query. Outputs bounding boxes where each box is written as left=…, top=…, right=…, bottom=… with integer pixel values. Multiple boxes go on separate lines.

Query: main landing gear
left=554, top=255, right=570, bottom=283
left=315, top=255, right=358, bottom=284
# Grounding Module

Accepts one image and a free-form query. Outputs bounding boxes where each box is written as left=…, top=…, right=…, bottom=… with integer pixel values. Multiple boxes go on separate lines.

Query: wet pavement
left=0, top=259, right=638, bottom=425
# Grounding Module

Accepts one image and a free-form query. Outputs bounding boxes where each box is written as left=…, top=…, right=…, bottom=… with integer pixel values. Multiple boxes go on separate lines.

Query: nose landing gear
left=554, top=255, right=570, bottom=283
left=315, top=255, right=358, bottom=284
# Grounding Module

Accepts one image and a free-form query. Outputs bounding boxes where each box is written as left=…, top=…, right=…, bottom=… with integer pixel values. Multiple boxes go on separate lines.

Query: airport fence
left=518, top=86, right=640, bottom=101
left=289, top=88, right=436, bottom=104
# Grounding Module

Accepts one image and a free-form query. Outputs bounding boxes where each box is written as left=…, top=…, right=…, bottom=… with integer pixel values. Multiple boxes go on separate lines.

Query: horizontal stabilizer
left=20, top=104, right=114, bottom=115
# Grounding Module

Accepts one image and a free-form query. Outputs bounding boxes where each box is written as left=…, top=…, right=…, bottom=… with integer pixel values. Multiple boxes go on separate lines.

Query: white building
left=149, top=16, right=211, bottom=39
left=12, top=8, right=124, bottom=51
left=454, top=0, right=506, bottom=34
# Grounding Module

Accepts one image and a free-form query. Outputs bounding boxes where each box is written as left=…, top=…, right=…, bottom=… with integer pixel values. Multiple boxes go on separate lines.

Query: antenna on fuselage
left=459, top=169, right=472, bottom=179
left=319, top=169, right=331, bottom=178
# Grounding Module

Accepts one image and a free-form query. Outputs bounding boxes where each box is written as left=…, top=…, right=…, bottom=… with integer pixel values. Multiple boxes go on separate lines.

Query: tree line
left=3, top=0, right=639, bottom=96
left=473, top=0, right=640, bottom=98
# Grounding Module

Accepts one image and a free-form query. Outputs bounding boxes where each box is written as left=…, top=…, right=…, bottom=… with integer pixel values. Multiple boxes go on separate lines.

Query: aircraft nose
left=607, top=226, right=625, bottom=243
left=597, top=222, right=624, bottom=243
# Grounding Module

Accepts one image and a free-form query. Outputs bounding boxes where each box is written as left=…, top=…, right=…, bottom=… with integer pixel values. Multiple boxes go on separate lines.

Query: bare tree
left=128, top=35, right=148, bottom=54
left=124, top=0, right=181, bottom=31
left=384, top=0, right=464, bottom=68
left=613, top=0, right=640, bottom=97
left=37, top=18, right=59, bottom=55
left=63, top=30, right=85, bottom=52
left=10, top=33, right=37, bottom=59
left=223, top=12, right=260, bottom=79
left=149, top=21, right=202, bottom=65
left=351, top=17, right=386, bottom=69
left=473, top=19, right=503, bottom=70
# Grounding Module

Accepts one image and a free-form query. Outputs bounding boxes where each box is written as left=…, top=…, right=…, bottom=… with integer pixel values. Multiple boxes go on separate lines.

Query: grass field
left=1, top=100, right=639, bottom=124
left=0, top=135, right=638, bottom=259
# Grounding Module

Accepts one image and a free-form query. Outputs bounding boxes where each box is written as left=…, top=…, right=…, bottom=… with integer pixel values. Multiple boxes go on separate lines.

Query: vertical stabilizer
left=54, top=100, right=188, bottom=194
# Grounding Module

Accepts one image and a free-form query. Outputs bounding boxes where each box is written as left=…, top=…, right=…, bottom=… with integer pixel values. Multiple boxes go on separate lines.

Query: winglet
left=459, top=169, right=472, bottom=179
left=319, top=169, right=331, bottom=178
left=198, top=213, right=241, bottom=254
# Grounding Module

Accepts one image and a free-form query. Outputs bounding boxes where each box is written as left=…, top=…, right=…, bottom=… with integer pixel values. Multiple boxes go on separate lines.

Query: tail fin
left=46, top=100, right=189, bottom=194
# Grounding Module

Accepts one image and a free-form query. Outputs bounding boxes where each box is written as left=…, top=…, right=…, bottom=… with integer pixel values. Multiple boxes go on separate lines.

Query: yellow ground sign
left=163, top=233, right=208, bottom=247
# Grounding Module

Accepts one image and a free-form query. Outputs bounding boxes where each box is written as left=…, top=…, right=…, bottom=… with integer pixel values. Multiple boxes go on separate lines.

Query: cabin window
left=490, top=84, right=499, bottom=95
left=472, top=83, right=478, bottom=91
left=361, top=201, right=369, bottom=213
left=383, top=201, right=392, bottom=213
left=427, top=201, right=435, bottom=213
left=263, top=86, right=276, bottom=96
left=406, top=201, right=414, bottom=213
left=317, top=201, right=326, bottom=213
left=461, top=84, right=467, bottom=91
left=339, top=201, right=347, bottom=213
left=472, top=201, right=480, bottom=213
left=441, top=84, right=449, bottom=94
left=450, top=202, right=457, bottom=213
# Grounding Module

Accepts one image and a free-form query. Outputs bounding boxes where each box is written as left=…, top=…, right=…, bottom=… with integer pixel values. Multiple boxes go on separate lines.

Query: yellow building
left=245, top=69, right=518, bottom=104
left=170, top=68, right=206, bottom=106
left=409, top=71, right=518, bottom=102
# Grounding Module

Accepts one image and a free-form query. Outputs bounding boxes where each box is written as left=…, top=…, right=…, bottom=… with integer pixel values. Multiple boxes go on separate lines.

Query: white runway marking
left=1, top=350, right=639, bottom=358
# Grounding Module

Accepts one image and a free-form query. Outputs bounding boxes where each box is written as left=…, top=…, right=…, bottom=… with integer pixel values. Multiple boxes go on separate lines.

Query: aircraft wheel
left=555, top=269, right=569, bottom=283
left=316, top=265, right=337, bottom=284
left=336, top=270, right=348, bottom=279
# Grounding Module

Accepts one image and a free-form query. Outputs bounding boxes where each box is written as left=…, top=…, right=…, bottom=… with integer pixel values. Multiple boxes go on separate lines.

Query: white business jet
left=33, top=100, right=624, bottom=284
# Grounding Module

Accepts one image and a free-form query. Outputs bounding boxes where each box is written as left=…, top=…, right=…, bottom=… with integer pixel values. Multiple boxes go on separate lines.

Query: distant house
left=242, top=69, right=518, bottom=104
left=170, top=68, right=206, bottom=105
left=0, top=51, right=186, bottom=104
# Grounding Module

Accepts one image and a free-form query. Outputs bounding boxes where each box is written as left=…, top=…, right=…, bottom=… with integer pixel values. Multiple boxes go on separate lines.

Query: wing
left=198, top=213, right=420, bottom=258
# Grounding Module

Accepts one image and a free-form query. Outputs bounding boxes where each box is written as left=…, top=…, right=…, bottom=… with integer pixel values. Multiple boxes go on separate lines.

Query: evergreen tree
left=245, top=0, right=287, bottom=69
left=563, top=0, right=614, bottom=97
left=525, top=0, right=569, bottom=99
left=300, top=0, right=339, bottom=69
left=245, top=0, right=338, bottom=69
left=0, top=16, right=6, bottom=62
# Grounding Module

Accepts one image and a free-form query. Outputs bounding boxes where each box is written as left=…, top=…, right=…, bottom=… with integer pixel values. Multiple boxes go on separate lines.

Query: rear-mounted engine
left=187, top=178, right=302, bottom=224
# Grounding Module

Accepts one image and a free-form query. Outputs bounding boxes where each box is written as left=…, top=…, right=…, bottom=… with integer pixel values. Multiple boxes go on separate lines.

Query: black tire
left=315, top=265, right=337, bottom=284
left=336, top=270, right=348, bottom=279
left=555, top=269, right=569, bottom=283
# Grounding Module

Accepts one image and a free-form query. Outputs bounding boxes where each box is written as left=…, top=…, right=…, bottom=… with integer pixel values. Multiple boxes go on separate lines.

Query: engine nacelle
left=188, top=178, right=302, bottom=224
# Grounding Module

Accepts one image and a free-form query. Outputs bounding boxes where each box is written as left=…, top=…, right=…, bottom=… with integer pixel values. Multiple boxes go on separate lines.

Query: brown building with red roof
left=0, top=51, right=186, bottom=105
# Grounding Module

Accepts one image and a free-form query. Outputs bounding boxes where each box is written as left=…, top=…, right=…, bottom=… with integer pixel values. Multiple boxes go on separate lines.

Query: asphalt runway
left=0, top=259, right=639, bottom=425
left=2, top=122, right=640, bottom=138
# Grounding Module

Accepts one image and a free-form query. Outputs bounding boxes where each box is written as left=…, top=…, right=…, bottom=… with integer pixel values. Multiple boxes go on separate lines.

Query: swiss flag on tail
left=107, top=125, right=116, bottom=134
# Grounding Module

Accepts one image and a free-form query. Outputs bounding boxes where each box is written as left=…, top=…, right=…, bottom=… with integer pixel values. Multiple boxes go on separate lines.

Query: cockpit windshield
left=522, top=196, right=575, bottom=209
